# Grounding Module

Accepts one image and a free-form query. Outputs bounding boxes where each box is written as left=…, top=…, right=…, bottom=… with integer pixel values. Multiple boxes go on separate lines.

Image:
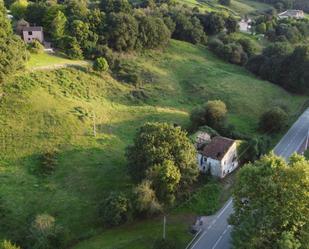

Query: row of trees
left=7, top=0, right=238, bottom=59
left=251, top=0, right=309, bottom=12
left=247, top=42, right=309, bottom=94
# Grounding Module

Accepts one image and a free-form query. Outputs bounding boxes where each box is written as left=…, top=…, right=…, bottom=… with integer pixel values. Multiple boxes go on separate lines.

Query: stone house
left=197, top=136, right=238, bottom=178
left=22, top=26, right=44, bottom=43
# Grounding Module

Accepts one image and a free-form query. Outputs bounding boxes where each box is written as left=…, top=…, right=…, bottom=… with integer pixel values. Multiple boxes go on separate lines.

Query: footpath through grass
left=0, top=40, right=306, bottom=249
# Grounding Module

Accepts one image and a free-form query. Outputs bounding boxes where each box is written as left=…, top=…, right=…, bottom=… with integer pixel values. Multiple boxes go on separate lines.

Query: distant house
left=194, top=131, right=211, bottom=150
left=197, top=136, right=238, bottom=178
left=239, top=18, right=252, bottom=33
left=22, top=26, right=44, bottom=43
left=278, top=10, right=305, bottom=19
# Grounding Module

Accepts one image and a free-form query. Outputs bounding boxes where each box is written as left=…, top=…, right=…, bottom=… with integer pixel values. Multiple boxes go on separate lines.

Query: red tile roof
left=202, top=136, right=235, bottom=160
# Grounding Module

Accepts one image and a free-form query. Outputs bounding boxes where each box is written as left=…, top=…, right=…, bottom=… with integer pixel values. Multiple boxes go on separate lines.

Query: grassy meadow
left=0, top=39, right=306, bottom=248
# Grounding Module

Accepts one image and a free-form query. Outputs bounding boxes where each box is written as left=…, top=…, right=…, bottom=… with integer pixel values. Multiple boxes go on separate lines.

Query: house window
left=28, top=38, right=31, bottom=41
left=28, top=31, right=32, bottom=35
left=203, top=157, right=207, bottom=162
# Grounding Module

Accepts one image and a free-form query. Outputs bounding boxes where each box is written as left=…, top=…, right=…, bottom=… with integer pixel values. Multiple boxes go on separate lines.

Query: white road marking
left=211, top=226, right=231, bottom=249
left=190, top=199, right=233, bottom=249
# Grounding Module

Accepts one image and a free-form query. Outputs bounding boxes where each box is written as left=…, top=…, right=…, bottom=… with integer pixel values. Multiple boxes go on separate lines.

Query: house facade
left=197, top=136, right=238, bottom=178
left=278, top=10, right=305, bottom=19
left=22, top=26, right=44, bottom=43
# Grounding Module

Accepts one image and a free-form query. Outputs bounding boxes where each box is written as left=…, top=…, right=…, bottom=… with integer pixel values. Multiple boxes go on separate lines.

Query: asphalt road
left=189, top=108, right=309, bottom=249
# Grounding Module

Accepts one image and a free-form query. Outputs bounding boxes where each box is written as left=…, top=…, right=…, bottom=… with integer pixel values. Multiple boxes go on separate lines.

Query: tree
left=190, top=100, right=227, bottom=130
left=146, top=160, right=181, bottom=205
left=58, top=36, right=83, bottom=59
left=0, top=1, right=27, bottom=83
left=99, top=0, right=132, bottom=13
left=29, top=214, right=62, bottom=249
left=259, top=107, right=288, bottom=133
left=99, top=192, right=131, bottom=227
left=10, top=0, right=28, bottom=19
left=230, top=153, right=309, bottom=249
left=225, top=16, right=239, bottom=34
left=0, top=241, right=21, bottom=249
left=136, top=15, right=170, bottom=49
left=64, top=0, right=89, bottom=21
left=27, top=40, right=44, bottom=54
left=106, top=12, right=138, bottom=51
left=200, top=12, right=225, bottom=35
left=133, top=180, right=162, bottom=216
left=256, top=22, right=267, bottom=34
left=25, top=2, right=48, bottom=26
left=126, top=123, right=198, bottom=189
left=50, top=10, right=67, bottom=40
left=93, top=57, right=109, bottom=72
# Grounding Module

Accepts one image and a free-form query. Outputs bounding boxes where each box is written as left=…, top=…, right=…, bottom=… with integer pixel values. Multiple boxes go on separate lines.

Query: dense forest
left=252, top=0, right=309, bottom=12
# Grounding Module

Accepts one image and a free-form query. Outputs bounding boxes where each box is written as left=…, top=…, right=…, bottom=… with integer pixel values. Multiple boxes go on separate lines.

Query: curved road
left=189, top=108, right=309, bottom=249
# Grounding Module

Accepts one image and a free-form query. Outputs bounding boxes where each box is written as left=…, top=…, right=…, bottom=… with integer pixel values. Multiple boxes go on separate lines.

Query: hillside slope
left=0, top=40, right=305, bottom=247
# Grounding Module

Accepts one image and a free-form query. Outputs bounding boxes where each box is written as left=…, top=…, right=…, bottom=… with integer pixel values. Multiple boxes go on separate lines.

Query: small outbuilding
left=197, top=136, right=239, bottom=178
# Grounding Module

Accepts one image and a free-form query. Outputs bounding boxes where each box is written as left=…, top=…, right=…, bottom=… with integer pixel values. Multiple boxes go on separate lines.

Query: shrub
left=29, top=214, right=62, bottom=249
left=133, top=180, right=162, bottom=216
left=0, top=240, right=21, bottom=249
left=259, top=107, right=288, bottom=133
left=99, top=192, right=131, bottom=227
left=39, top=150, right=57, bottom=175
left=28, top=40, right=44, bottom=54
left=93, top=57, right=109, bottom=72
left=190, top=100, right=227, bottom=130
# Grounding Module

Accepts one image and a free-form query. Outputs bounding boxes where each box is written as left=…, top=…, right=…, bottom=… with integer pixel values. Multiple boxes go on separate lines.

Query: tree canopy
left=230, top=153, right=309, bottom=249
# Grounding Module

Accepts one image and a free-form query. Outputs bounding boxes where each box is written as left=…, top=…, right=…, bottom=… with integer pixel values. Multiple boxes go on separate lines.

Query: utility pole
left=163, top=215, right=166, bottom=240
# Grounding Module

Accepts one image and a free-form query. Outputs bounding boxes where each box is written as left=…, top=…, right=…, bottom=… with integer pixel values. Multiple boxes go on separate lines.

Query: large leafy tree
left=230, top=153, right=309, bottom=249
left=106, top=12, right=138, bottom=51
left=0, top=1, right=27, bottom=83
left=126, top=123, right=198, bottom=189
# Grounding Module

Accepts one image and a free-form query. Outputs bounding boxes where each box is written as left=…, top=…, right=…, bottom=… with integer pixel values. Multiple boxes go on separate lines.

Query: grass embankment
left=0, top=39, right=305, bottom=249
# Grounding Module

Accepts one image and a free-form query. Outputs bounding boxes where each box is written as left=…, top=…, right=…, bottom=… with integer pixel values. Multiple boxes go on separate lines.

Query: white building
left=197, top=136, right=238, bottom=178
left=22, top=26, right=44, bottom=43
left=239, top=18, right=252, bottom=33
left=278, top=10, right=305, bottom=19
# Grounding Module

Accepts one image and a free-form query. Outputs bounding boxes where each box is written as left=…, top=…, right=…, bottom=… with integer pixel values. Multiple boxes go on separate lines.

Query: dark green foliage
left=171, top=13, right=206, bottom=44
left=39, top=150, right=58, bottom=175
left=64, top=0, right=89, bottom=21
left=99, top=192, right=131, bottom=227
left=100, top=0, right=132, bottom=13
left=230, top=154, right=309, bottom=249
left=58, top=36, right=83, bottom=59
left=25, top=2, right=48, bottom=26
left=238, top=38, right=258, bottom=57
left=10, top=0, right=28, bottom=19
left=0, top=1, right=27, bottom=83
left=199, top=12, right=225, bottom=35
left=225, top=16, right=239, bottom=34
left=126, top=122, right=198, bottom=189
left=153, top=238, right=177, bottom=249
left=93, top=57, right=109, bottom=72
left=190, top=100, right=227, bottom=130
left=219, top=0, right=231, bottom=6
left=106, top=12, right=138, bottom=51
left=136, top=15, right=171, bottom=49
left=259, top=107, right=288, bottom=133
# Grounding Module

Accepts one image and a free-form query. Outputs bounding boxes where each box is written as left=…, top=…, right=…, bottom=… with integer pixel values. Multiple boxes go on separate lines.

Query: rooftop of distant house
left=22, top=26, right=43, bottom=32
left=202, top=136, right=235, bottom=161
left=278, top=10, right=305, bottom=18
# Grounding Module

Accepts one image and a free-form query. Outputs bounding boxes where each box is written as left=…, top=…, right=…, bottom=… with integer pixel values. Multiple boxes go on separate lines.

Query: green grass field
left=26, top=52, right=89, bottom=69
left=0, top=39, right=306, bottom=248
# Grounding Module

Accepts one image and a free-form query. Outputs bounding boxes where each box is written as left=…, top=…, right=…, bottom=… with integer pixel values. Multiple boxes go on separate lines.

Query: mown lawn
left=26, top=52, right=88, bottom=69
left=0, top=39, right=306, bottom=249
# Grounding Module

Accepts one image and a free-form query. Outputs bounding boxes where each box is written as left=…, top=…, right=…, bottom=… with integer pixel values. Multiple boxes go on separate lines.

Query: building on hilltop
left=278, top=10, right=305, bottom=19
left=22, top=26, right=44, bottom=43
left=197, top=136, right=239, bottom=178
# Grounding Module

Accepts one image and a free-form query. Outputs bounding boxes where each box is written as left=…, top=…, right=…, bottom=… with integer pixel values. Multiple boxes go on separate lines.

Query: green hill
left=0, top=40, right=305, bottom=248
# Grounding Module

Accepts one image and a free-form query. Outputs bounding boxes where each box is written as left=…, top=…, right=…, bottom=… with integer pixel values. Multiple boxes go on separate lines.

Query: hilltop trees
left=126, top=122, right=198, bottom=205
left=0, top=1, right=27, bottom=83
left=230, top=153, right=309, bottom=249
